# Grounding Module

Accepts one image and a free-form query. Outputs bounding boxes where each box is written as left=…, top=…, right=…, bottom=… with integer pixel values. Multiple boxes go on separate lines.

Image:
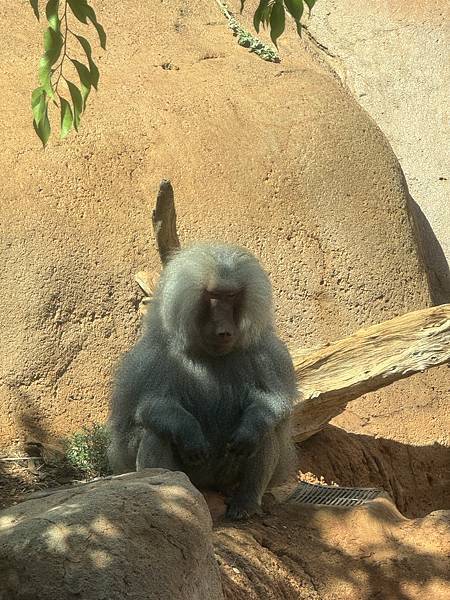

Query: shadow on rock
left=0, top=469, right=223, bottom=600
left=215, top=496, right=450, bottom=600
left=407, top=194, right=450, bottom=305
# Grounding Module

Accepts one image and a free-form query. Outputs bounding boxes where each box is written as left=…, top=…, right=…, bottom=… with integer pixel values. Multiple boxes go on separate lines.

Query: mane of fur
left=154, top=243, right=274, bottom=351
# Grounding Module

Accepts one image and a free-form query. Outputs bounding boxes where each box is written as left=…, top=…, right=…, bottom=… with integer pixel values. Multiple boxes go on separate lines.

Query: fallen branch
left=152, top=180, right=180, bottom=265
left=291, top=304, right=450, bottom=441
left=0, top=457, right=42, bottom=462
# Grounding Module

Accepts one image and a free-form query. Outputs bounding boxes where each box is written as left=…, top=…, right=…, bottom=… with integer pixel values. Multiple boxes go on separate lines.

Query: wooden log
left=291, top=303, right=450, bottom=441
left=134, top=270, right=160, bottom=316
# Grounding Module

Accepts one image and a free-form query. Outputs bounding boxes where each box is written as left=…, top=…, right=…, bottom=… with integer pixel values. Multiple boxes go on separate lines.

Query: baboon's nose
left=217, top=329, right=232, bottom=339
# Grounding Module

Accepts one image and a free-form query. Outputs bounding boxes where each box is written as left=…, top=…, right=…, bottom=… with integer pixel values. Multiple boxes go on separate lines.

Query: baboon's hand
left=227, top=425, right=259, bottom=459
left=175, top=427, right=210, bottom=466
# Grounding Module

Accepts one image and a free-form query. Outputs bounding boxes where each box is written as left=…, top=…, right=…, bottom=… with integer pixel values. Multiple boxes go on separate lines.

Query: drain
left=288, top=481, right=384, bottom=507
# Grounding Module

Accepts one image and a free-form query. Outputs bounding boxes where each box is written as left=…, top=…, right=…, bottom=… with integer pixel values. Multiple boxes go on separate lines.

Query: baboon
left=108, top=243, right=297, bottom=519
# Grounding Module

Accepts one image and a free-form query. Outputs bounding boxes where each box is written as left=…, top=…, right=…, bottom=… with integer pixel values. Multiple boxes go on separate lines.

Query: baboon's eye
left=205, top=289, right=242, bottom=302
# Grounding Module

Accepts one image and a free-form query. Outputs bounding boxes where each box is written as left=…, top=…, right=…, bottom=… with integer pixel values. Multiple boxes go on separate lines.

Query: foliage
left=29, top=0, right=106, bottom=146
left=65, top=423, right=111, bottom=479
left=241, top=0, right=316, bottom=46
left=216, top=1, right=279, bottom=62
left=29, top=1, right=317, bottom=145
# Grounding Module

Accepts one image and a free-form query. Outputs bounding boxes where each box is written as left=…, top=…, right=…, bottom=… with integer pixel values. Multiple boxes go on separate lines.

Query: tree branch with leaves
left=29, top=1, right=316, bottom=146
left=30, top=0, right=106, bottom=146
left=242, top=0, right=316, bottom=45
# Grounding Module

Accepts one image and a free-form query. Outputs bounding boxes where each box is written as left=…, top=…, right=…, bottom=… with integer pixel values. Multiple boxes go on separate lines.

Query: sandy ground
left=2, top=420, right=449, bottom=599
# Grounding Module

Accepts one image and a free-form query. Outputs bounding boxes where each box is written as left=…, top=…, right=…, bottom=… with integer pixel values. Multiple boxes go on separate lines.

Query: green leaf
left=88, top=58, right=99, bottom=90
left=38, top=55, right=54, bottom=97
left=43, top=26, right=63, bottom=65
left=45, top=0, right=60, bottom=32
left=38, top=26, right=62, bottom=97
left=59, top=97, right=73, bottom=139
left=33, top=103, right=51, bottom=147
left=75, top=35, right=99, bottom=89
left=67, top=80, right=83, bottom=130
left=240, top=0, right=246, bottom=14
left=285, top=0, right=303, bottom=23
left=68, top=1, right=107, bottom=48
left=31, top=87, right=43, bottom=107
left=31, top=87, right=47, bottom=125
left=67, top=0, right=88, bottom=24
left=253, top=0, right=269, bottom=33
left=71, top=59, right=92, bottom=108
left=285, top=0, right=304, bottom=37
left=270, top=1, right=285, bottom=48
left=85, top=5, right=107, bottom=50
left=75, top=34, right=92, bottom=60
left=261, top=6, right=272, bottom=29
left=304, top=0, right=316, bottom=14
left=30, top=0, right=40, bottom=20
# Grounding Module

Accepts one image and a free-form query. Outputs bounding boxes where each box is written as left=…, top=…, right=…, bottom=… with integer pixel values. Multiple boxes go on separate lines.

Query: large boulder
left=0, top=0, right=430, bottom=448
left=307, top=0, right=450, bottom=304
left=0, top=470, right=223, bottom=600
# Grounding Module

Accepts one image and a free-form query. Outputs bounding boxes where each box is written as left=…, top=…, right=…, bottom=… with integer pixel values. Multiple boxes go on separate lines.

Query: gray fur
left=108, top=243, right=297, bottom=519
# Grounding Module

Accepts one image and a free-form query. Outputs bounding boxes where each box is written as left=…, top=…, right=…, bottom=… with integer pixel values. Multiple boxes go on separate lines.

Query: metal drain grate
left=288, top=481, right=384, bottom=507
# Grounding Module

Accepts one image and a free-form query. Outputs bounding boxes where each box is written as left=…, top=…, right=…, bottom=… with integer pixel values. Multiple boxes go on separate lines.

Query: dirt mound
left=297, top=423, right=450, bottom=519
left=215, top=499, right=450, bottom=600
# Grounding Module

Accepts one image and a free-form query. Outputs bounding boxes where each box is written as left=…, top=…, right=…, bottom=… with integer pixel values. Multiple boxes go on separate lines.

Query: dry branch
left=291, top=304, right=450, bottom=441
left=0, top=457, right=42, bottom=462
left=135, top=270, right=159, bottom=297
left=152, top=180, right=181, bottom=264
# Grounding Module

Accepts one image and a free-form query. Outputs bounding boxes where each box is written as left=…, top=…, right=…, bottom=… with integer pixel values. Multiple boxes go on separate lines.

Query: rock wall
left=306, top=0, right=450, bottom=303
left=0, top=0, right=430, bottom=448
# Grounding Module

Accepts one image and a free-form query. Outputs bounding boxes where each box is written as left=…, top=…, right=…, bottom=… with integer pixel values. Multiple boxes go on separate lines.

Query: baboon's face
left=196, top=288, right=243, bottom=356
